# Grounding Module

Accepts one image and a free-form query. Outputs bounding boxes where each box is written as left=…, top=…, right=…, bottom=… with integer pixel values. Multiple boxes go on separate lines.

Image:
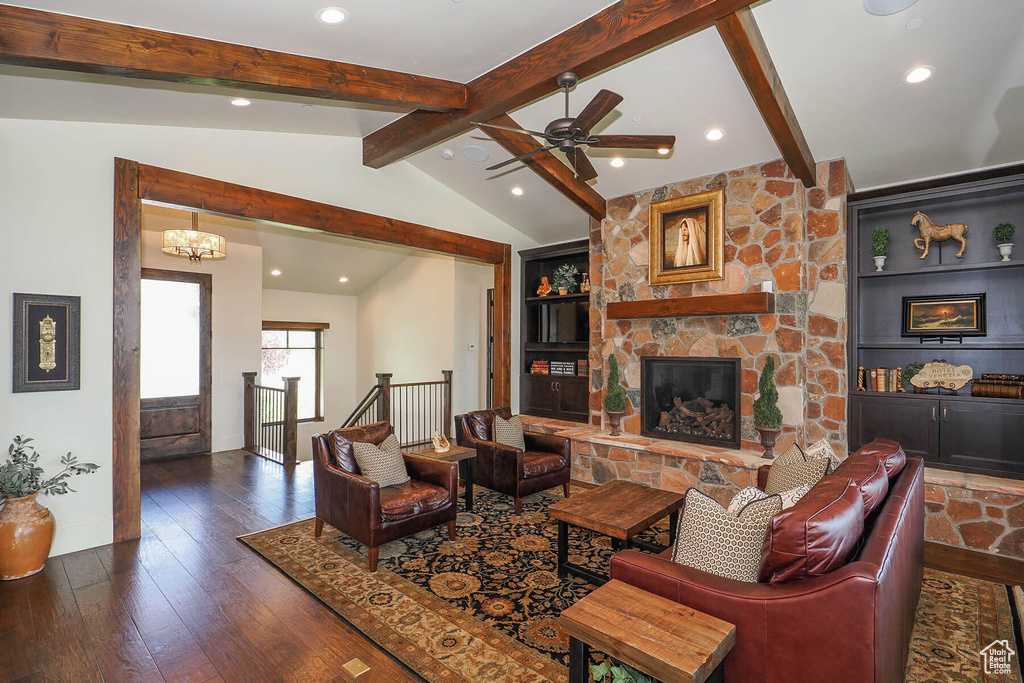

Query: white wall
left=141, top=228, right=263, bottom=452
left=262, top=289, right=358, bottom=461
left=0, top=117, right=536, bottom=557
left=452, top=260, right=495, bottom=418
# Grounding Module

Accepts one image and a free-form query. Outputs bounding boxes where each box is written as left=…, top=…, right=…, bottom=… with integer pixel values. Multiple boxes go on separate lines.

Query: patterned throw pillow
left=673, top=488, right=782, bottom=583
left=805, top=438, right=844, bottom=470
left=779, top=483, right=812, bottom=509
left=494, top=414, right=526, bottom=451
left=727, top=487, right=770, bottom=515
left=764, top=450, right=830, bottom=495
left=351, top=434, right=410, bottom=487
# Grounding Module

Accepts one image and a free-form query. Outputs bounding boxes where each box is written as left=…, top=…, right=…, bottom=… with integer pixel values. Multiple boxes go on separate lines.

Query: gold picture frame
left=649, top=188, right=725, bottom=285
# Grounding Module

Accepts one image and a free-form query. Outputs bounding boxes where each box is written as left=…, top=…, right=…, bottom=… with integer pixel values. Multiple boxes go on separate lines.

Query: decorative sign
left=910, top=362, right=973, bottom=391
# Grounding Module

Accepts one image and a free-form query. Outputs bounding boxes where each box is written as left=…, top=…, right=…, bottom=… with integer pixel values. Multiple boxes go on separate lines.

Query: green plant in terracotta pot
left=0, top=436, right=99, bottom=580
left=753, top=357, right=784, bottom=459
left=551, top=263, right=580, bottom=295
left=604, top=354, right=628, bottom=436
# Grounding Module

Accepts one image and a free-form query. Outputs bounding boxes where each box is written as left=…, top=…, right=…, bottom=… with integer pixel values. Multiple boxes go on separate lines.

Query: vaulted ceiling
left=3, top=0, right=1024, bottom=243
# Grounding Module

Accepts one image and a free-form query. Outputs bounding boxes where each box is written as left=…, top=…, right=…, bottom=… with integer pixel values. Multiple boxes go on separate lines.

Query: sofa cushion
left=494, top=414, right=526, bottom=451
left=804, top=438, right=845, bottom=470
left=759, top=476, right=865, bottom=583
left=329, top=421, right=392, bottom=473
left=854, top=438, right=907, bottom=478
left=727, top=486, right=769, bottom=515
left=464, top=407, right=512, bottom=441
left=379, top=480, right=449, bottom=522
left=352, top=434, right=410, bottom=488
left=522, top=451, right=566, bottom=478
left=832, top=453, right=889, bottom=516
left=764, top=450, right=831, bottom=495
left=674, top=488, right=782, bottom=583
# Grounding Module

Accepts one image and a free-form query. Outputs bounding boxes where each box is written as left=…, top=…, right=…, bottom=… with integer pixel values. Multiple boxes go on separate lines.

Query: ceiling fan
left=473, top=72, right=675, bottom=182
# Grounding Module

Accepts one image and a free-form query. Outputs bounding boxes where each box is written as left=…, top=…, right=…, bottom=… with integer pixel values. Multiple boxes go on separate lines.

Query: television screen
left=537, top=301, right=588, bottom=344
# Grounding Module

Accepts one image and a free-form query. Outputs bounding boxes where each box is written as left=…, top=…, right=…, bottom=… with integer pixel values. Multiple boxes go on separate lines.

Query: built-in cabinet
left=847, top=165, right=1024, bottom=478
left=519, top=240, right=590, bottom=423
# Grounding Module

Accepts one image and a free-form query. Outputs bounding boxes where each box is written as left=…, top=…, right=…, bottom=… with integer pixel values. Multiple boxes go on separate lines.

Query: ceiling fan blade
left=472, top=121, right=548, bottom=138
left=485, top=144, right=558, bottom=171
left=588, top=134, right=676, bottom=150
left=567, top=148, right=599, bottom=182
left=571, top=89, right=624, bottom=134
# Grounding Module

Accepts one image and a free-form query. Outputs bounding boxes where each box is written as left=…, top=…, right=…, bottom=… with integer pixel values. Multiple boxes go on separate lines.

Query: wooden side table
left=406, top=444, right=477, bottom=511
left=559, top=580, right=735, bottom=683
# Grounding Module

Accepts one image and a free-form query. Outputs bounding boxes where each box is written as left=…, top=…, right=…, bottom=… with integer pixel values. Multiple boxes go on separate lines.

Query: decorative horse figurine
left=911, top=211, right=969, bottom=259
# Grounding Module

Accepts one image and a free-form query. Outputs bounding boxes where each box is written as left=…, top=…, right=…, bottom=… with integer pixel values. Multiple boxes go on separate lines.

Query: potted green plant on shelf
left=591, top=661, right=656, bottom=683
left=872, top=227, right=890, bottom=271
left=753, top=357, right=784, bottom=459
left=994, top=222, right=1015, bottom=261
left=552, top=263, right=580, bottom=295
left=604, top=354, right=628, bottom=436
left=903, top=362, right=925, bottom=393
left=0, top=436, right=99, bottom=580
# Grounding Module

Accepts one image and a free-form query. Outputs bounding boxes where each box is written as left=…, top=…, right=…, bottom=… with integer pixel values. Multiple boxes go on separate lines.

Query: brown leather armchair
left=311, top=421, right=458, bottom=572
left=454, top=407, right=571, bottom=515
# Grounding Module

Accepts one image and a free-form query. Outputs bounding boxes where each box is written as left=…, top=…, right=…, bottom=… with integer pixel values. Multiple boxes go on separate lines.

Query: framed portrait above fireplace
left=649, top=188, right=725, bottom=285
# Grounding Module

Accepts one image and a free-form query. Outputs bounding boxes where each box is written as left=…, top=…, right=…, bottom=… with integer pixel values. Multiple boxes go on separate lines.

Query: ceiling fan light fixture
left=705, top=128, right=724, bottom=141
left=609, top=158, right=625, bottom=168
left=315, top=7, right=349, bottom=24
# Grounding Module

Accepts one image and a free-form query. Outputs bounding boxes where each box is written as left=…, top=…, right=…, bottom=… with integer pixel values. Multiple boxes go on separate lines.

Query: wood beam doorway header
left=112, top=159, right=513, bottom=542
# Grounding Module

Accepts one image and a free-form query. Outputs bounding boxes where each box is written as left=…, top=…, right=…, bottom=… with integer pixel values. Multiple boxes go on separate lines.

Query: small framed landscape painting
left=901, top=293, right=986, bottom=337
left=12, top=293, right=81, bottom=392
left=649, top=188, right=725, bottom=285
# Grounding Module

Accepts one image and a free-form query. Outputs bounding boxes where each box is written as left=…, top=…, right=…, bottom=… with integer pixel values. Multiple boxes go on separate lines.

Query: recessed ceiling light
left=510, top=186, right=524, bottom=196
left=631, top=114, right=643, bottom=122
left=271, top=269, right=281, bottom=276
left=906, top=17, right=924, bottom=30
left=705, top=128, right=724, bottom=141
left=657, top=147, right=670, bottom=155
left=609, top=158, right=626, bottom=168
left=338, top=277, right=349, bottom=283
left=863, top=0, right=918, bottom=16
left=903, top=66, right=933, bottom=84
left=315, top=7, right=349, bottom=24
left=461, top=145, right=490, bottom=162
left=441, top=148, right=455, bottom=160
left=229, top=97, right=252, bottom=107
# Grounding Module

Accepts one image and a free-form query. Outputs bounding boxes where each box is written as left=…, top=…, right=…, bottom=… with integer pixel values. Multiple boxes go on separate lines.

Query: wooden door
left=555, top=377, right=590, bottom=423
left=940, top=399, right=1024, bottom=477
left=848, top=394, right=938, bottom=461
left=521, top=374, right=558, bottom=418
left=140, top=268, right=212, bottom=460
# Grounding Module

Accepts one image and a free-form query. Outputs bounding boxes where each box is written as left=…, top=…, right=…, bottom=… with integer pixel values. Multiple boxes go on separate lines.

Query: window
left=261, top=322, right=328, bottom=422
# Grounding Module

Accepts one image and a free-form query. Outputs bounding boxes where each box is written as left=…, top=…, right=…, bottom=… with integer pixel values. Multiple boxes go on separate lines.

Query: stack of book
left=530, top=360, right=549, bottom=375
left=858, top=367, right=903, bottom=393
left=549, top=361, right=577, bottom=376
left=972, top=374, right=1024, bottom=399
left=577, top=359, right=589, bottom=377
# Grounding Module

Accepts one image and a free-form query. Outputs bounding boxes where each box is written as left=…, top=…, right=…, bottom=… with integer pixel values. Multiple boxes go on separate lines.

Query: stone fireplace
left=641, top=356, right=740, bottom=449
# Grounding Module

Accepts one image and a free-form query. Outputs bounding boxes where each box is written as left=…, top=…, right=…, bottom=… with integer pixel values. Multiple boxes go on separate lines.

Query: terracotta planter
left=0, top=494, right=55, bottom=580
left=756, top=427, right=782, bottom=460
left=558, top=287, right=568, bottom=295
left=606, top=411, right=625, bottom=436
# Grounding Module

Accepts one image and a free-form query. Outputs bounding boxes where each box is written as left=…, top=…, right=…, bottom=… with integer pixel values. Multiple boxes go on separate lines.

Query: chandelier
left=161, top=212, right=226, bottom=263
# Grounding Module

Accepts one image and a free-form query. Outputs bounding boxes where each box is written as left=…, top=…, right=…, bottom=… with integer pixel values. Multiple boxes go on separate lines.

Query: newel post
left=242, top=371, right=257, bottom=454
left=282, top=376, right=301, bottom=467
left=442, top=370, right=453, bottom=437
left=375, top=372, right=393, bottom=425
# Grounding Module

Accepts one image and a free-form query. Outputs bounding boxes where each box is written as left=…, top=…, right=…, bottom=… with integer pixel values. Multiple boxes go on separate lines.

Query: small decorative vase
left=580, top=273, right=591, bottom=293
left=873, top=255, right=887, bottom=272
left=0, top=494, right=55, bottom=580
left=998, top=243, right=1014, bottom=262
left=606, top=411, right=625, bottom=437
left=756, top=427, right=782, bottom=460
left=558, top=286, right=568, bottom=296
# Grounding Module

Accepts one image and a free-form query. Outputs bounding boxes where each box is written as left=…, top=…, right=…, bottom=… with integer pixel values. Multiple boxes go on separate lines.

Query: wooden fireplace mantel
left=606, top=292, right=775, bottom=320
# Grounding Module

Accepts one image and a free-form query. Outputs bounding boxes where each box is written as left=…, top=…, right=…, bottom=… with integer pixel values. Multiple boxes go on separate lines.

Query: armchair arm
left=524, top=431, right=571, bottom=458
left=461, top=434, right=524, bottom=490
left=403, top=453, right=458, bottom=497
left=319, top=459, right=380, bottom=536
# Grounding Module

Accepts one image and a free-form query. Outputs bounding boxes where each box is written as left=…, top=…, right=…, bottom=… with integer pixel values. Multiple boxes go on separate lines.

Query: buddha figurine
left=537, top=276, right=552, bottom=297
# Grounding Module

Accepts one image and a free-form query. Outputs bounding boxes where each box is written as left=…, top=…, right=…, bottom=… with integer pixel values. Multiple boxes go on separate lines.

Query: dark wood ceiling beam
left=483, top=114, right=606, bottom=221
left=362, top=0, right=755, bottom=168
left=0, top=4, right=466, bottom=112
left=715, top=8, right=816, bottom=187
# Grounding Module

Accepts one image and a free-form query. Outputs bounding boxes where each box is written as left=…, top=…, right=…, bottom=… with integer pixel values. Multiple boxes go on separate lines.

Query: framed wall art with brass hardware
left=13, top=293, right=80, bottom=392
left=649, top=188, right=725, bottom=285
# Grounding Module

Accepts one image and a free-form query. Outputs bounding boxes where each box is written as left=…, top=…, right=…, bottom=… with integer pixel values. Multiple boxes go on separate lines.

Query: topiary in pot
left=995, top=222, right=1016, bottom=261
left=753, top=357, right=784, bottom=458
left=551, top=263, right=580, bottom=295
left=872, top=227, right=890, bottom=271
left=604, top=355, right=628, bottom=436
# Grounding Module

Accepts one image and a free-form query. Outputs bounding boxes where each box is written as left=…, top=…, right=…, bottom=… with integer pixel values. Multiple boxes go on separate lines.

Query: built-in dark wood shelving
left=606, top=292, right=774, bottom=320
left=858, top=342, right=1024, bottom=350
left=858, top=260, right=1024, bottom=279
left=853, top=390, right=1024, bottom=405
left=526, top=342, right=589, bottom=352
left=526, top=292, right=589, bottom=303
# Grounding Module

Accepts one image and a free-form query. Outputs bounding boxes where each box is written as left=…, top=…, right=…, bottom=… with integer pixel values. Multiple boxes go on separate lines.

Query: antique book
left=972, top=383, right=1024, bottom=399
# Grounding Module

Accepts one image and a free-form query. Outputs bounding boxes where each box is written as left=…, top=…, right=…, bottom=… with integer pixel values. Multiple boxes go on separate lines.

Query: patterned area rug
left=239, top=488, right=1022, bottom=682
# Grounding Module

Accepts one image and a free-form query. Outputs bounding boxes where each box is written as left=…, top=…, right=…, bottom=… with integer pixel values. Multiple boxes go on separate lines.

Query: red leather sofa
left=610, top=439, right=923, bottom=683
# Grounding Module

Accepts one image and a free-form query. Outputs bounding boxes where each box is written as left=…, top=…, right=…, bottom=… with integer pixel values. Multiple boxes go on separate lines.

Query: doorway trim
left=113, top=158, right=513, bottom=542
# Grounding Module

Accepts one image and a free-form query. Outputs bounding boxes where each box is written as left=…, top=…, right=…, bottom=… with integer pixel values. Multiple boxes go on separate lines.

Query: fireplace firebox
left=641, top=356, right=741, bottom=449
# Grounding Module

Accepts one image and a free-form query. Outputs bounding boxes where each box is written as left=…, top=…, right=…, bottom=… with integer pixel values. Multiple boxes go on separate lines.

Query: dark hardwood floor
left=0, top=450, right=418, bottom=683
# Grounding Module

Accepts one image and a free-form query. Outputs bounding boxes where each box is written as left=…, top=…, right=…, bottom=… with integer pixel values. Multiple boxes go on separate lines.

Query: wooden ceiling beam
left=716, top=8, right=816, bottom=187
left=362, top=0, right=755, bottom=168
left=482, top=114, right=606, bottom=221
left=0, top=4, right=466, bottom=112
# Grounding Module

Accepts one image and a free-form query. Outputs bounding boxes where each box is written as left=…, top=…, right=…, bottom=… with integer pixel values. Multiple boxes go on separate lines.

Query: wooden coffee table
left=406, top=444, right=477, bottom=511
left=548, top=480, right=685, bottom=585
left=559, top=579, right=735, bottom=683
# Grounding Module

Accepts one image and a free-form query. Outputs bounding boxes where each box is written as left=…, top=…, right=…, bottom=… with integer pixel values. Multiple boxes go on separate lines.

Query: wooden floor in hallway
left=0, top=450, right=419, bottom=683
